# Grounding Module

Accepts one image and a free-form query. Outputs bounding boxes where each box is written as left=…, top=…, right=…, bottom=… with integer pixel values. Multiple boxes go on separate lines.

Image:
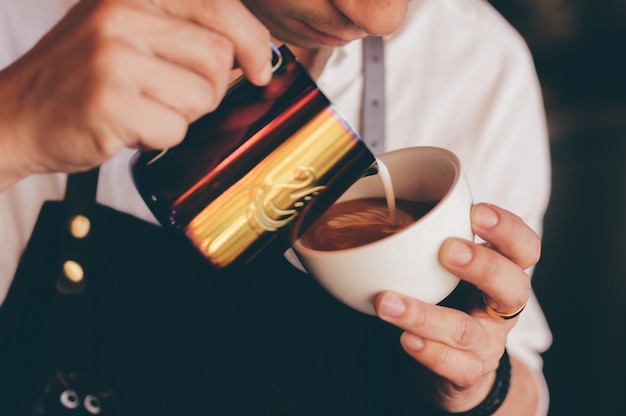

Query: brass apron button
left=69, top=215, right=91, bottom=238
left=63, top=260, right=84, bottom=283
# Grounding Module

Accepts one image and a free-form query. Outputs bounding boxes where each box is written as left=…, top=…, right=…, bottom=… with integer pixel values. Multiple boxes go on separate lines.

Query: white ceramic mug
left=289, top=146, right=474, bottom=315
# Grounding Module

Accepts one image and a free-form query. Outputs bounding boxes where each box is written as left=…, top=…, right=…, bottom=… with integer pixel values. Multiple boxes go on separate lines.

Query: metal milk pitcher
left=130, top=44, right=376, bottom=271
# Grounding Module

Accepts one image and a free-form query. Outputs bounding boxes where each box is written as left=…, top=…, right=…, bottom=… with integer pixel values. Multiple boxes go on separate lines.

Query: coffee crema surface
left=299, top=197, right=436, bottom=251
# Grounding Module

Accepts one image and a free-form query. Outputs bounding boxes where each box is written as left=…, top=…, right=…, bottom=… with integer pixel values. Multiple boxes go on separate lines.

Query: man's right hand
left=0, top=0, right=272, bottom=190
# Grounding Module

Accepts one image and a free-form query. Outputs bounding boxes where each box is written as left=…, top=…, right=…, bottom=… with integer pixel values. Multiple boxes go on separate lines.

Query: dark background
left=488, top=1, right=626, bottom=415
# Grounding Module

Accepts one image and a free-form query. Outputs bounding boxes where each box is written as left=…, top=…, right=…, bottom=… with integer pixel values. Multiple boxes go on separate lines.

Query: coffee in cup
left=298, top=197, right=436, bottom=251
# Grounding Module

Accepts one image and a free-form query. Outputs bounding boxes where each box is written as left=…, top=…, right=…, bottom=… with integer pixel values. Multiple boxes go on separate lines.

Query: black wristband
left=434, top=349, right=511, bottom=416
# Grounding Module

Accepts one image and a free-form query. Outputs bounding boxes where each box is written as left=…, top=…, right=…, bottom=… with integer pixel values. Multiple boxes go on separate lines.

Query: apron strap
left=56, top=167, right=99, bottom=295
left=361, top=36, right=386, bottom=155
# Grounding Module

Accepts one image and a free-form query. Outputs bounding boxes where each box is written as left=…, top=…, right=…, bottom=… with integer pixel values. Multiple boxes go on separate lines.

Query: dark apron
left=0, top=167, right=432, bottom=415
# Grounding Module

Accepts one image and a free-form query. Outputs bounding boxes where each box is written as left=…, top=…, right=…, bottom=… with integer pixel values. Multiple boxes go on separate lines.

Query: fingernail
left=473, top=204, right=499, bottom=229
left=402, top=332, right=425, bottom=351
left=446, top=239, right=473, bottom=266
left=379, top=293, right=406, bottom=317
left=259, top=61, right=273, bottom=84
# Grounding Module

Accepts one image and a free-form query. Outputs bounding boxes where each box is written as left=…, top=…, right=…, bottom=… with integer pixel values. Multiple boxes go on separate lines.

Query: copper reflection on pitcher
left=185, top=102, right=364, bottom=268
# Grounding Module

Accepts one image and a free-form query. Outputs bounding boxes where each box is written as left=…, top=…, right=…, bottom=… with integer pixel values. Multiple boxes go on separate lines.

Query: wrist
left=0, top=121, right=33, bottom=191
left=0, top=68, right=35, bottom=190
left=432, top=350, right=511, bottom=416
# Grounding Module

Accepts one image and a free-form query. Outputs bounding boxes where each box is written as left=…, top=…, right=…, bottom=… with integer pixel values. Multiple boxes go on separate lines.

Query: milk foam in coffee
left=299, top=158, right=437, bottom=251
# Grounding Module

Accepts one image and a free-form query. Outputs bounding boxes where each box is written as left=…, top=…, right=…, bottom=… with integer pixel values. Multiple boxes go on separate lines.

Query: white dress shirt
left=0, top=0, right=552, bottom=413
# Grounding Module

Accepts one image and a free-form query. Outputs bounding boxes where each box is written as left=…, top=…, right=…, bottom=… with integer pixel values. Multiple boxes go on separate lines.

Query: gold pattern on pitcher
left=185, top=106, right=362, bottom=268
left=248, top=166, right=326, bottom=233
